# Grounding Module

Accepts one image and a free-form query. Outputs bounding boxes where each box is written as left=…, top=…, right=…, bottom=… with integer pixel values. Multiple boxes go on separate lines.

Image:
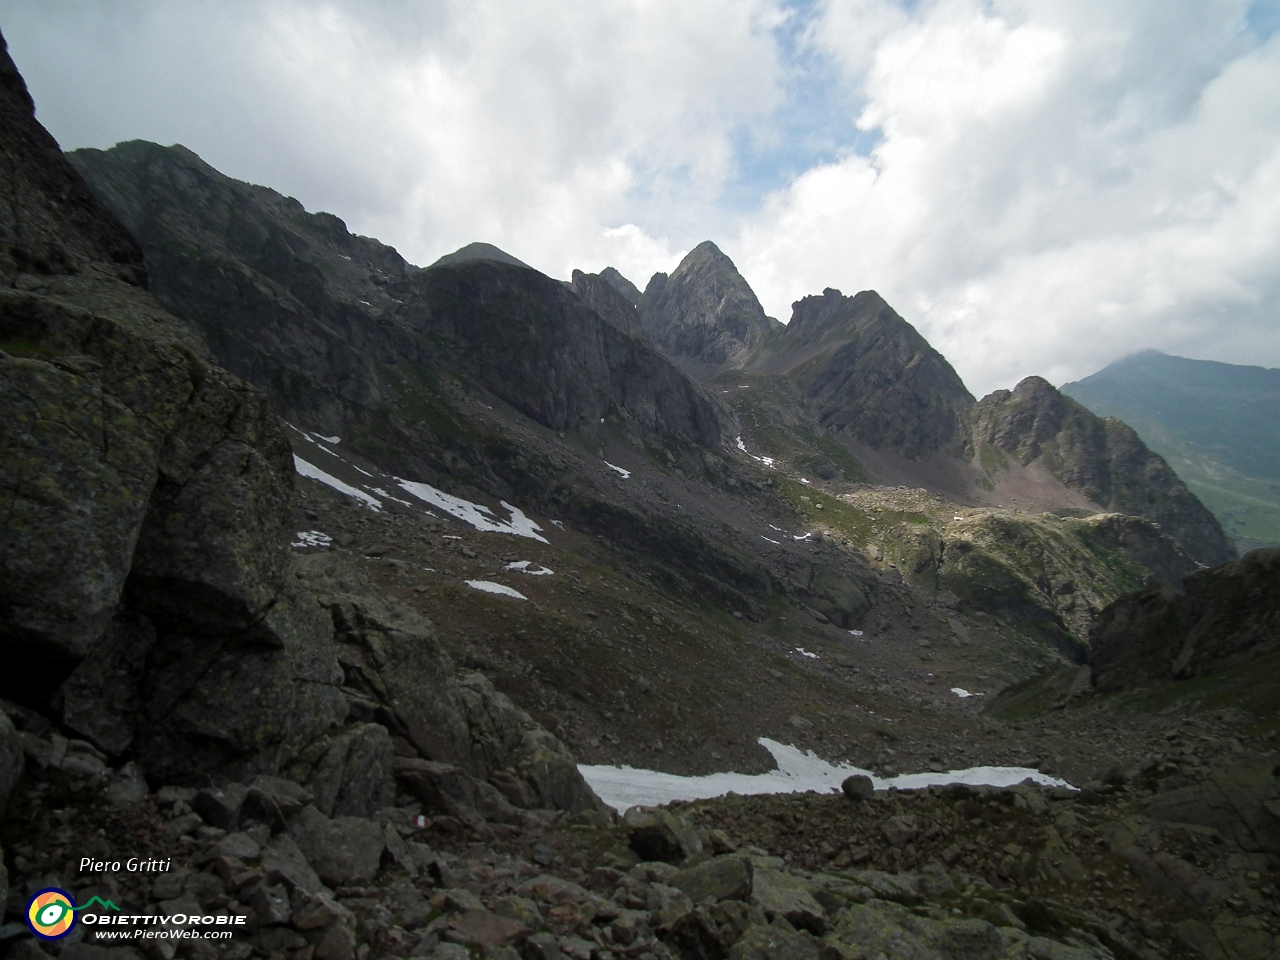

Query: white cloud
left=5, top=0, right=784, bottom=286
left=737, top=0, right=1280, bottom=394
left=6, top=0, right=1280, bottom=393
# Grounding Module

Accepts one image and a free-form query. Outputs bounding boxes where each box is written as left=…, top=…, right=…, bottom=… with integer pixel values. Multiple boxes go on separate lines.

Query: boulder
left=824, top=899, right=1005, bottom=960
left=622, top=806, right=702, bottom=864
left=749, top=870, right=826, bottom=934
left=244, top=774, right=315, bottom=826
left=840, top=775, right=874, bottom=802
left=673, top=856, right=753, bottom=903
left=192, top=783, right=249, bottom=829
left=260, top=834, right=323, bottom=894
left=730, top=921, right=821, bottom=960
left=288, top=722, right=396, bottom=817
left=0, top=713, right=23, bottom=817
left=287, top=805, right=384, bottom=887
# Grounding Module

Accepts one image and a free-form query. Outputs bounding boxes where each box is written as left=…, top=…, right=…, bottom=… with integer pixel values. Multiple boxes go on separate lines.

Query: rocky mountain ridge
left=4, top=26, right=1278, bottom=957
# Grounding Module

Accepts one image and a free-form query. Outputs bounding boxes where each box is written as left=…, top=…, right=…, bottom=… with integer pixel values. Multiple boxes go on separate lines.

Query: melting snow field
left=396, top=480, right=547, bottom=542
left=579, top=738, right=1074, bottom=812
left=294, top=456, right=383, bottom=510
left=952, top=687, right=981, bottom=698
left=604, top=461, right=631, bottom=479
left=292, top=530, right=333, bottom=549
left=465, top=580, right=527, bottom=600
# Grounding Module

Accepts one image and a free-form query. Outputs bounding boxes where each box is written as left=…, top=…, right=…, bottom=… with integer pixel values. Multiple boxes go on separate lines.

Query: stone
left=750, top=870, right=826, bottom=934
left=162, top=813, right=204, bottom=841
left=193, top=783, right=249, bottom=829
left=825, top=899, right=1004, bottom=960
left=840, top=775, right=874, bottom=802
left=0, top=714, right=25, bottom=817
left=672, top=856, right=753, bottom=903
left=251, top=883, right=292, bottom=925
left=882, top=815, right=919, bottom=847
left=729, top=920, right=820, bottom=960
left=105, top=762, right=149, bottom=808
left=245, top=775, right=315, bottom=826
left=216, top=831, right=262, bottom=862
left=291, top=723, right=396, bottom=818
left=261, top=834, right=323, bottom=894
left=622, top=806, right=701, bottom=864
left=292, top=892, right=354, bottom=932
left=447, top=910, right=529, bottom=947
left=287, top=805, right=384, bottom=887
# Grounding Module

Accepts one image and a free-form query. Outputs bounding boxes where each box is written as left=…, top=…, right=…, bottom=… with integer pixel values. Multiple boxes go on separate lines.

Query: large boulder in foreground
left=0, top=28, right=345, bottom=778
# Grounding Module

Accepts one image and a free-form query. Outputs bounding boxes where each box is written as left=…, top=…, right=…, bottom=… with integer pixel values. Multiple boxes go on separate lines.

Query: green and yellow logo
left=26, top=889, right=120, bottom=940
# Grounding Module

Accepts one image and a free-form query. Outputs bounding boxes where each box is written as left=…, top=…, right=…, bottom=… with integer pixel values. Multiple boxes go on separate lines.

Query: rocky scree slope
left=0, top=28, right=601, bottom=927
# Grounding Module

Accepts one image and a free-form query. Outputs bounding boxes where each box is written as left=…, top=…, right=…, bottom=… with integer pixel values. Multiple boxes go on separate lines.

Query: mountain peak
left=430, top=241, right=529, bottom=270
left=636, top=240, right=773, bottom=379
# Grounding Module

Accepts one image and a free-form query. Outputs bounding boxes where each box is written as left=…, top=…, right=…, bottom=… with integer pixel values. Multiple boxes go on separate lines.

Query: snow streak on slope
left=580, top=738, right=1073, bottom=812
left=294, top=455, right=383, bottom=510
left=397, top=480, right=548, bottom=541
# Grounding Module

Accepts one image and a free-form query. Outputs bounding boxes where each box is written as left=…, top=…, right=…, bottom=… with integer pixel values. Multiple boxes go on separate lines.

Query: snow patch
left=795, top=647, right=819, bottom=660
left=505, top=561, right=554, bottom=576
left=292, top=530, right=333, bottom=549
left=294, top=456, right=382, bottom=511
left=761, top=536, right=780, bottom=545
left=605, top=461, right=631, bottom=479
left=579, top=738, right=1074, bottom=812
left=951, top=687, right=982, bottom=698
left=465, top=581, right=528, bottom=600
left=793, top=533, right=812, bottom=541
left=735, top=435, right=776, bottom=469
left=312, top=433, right=341, bottom=444
left=848, top=630, right=864, bottom=637
left=397, top=479, right=547, bottom=542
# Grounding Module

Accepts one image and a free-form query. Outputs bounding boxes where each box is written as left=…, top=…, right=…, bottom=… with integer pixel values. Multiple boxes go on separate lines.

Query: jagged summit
left=751, top=287, right=976, bottom=462
left=569, top=268, right=645, bottom=339
left=429, top=240, right=530, bottom=269
left=638, top=240, right=780, bottom=379
left=599, top=265, right=641, bottom=305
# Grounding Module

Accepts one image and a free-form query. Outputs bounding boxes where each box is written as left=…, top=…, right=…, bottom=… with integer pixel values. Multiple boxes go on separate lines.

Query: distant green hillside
left=1062, top=351, right=1280, bottom=554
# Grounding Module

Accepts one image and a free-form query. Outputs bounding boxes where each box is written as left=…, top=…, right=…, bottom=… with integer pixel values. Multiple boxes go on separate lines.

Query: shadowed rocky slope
left=0, top=24, right=599, bottom=855
left=748, top=287, right=975, bottom=461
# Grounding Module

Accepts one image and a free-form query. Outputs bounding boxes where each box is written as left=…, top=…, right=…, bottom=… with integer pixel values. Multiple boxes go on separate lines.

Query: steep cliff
left=70, top=141, right=734, bottom=465
left=637, top=241, right=780, bottom=379
left=751, top=287, right=975, bottom=461
left=1, top=35, right=599, bottom=814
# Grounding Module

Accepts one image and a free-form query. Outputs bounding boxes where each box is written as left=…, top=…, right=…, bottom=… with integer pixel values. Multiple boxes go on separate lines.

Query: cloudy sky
left=6, top=0, right=1280, bottom=395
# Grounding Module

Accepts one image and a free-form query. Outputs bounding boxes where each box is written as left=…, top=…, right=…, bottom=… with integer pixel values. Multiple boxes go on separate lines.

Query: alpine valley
left=1, top=29, right=1277, bottom=960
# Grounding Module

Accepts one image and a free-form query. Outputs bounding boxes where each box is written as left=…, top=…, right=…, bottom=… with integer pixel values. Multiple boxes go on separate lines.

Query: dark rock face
left=570, top=268, right=645, bottom=339
left=1090, top=548, right=1280, bottom=691
left=0, top=29, right=338, bottom=786
left=1, top=41, right=603, bottom=813
left=975, top=377, right=1233, bottom=567
left=638, top=241, right=779, bottom=379
left=599, top=266, right=641, bottom=306
left=70, top=142, right=733, bottom=458
left=755, top=288, right=975, bottom=460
